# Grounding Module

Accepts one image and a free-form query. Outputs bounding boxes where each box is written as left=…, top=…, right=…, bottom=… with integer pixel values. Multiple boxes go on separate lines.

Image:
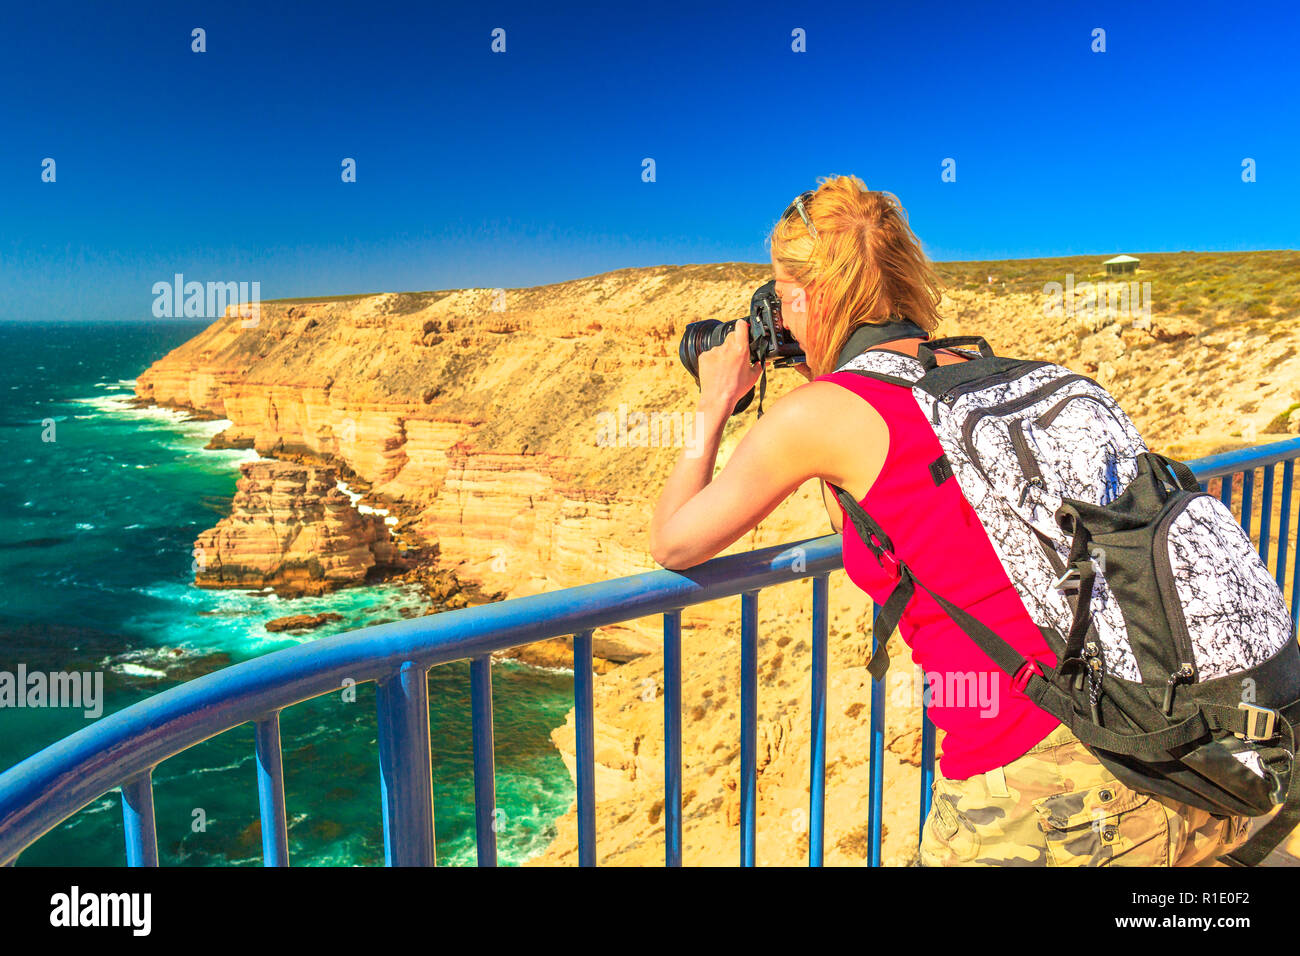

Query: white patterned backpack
left=829, top=333, right=1300, bottom=866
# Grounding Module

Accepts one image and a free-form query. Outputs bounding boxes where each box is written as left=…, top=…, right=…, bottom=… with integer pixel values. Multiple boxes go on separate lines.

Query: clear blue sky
left=2, top=0, right=1296, bottom=321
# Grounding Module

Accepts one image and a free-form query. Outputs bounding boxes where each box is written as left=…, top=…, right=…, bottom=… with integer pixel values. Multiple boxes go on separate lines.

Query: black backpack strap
left=829, top=483, right=903, bottom=680
left=829, top=483, right=895, bottom=557
left=1053, top=513, right=1098, bottom=666
left=915, top=336, right=996, bottom=371
left=1147, top=452, right=1201, bottom=493
left=841, top=369, right=923, bottom=389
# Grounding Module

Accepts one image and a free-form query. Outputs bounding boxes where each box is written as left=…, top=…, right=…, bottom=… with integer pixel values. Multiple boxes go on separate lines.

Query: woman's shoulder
left=762, top=379, right=888, bottom=457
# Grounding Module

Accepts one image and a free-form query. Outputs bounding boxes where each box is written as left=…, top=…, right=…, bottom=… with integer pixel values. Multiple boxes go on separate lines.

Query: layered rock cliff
left=193, top=459, right=407, bottom=596
left=136, top=252, right=1300, bottom=864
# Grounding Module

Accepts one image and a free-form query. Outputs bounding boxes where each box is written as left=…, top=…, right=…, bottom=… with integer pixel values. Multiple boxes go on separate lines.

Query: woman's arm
left=649, top=324, right=875, bottom=569
left=649, top=390, right=820, bottom=569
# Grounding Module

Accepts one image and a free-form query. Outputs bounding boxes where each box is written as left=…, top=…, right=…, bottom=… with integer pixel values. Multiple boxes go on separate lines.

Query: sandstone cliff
left=136, top=252, right=1300, bottom=864
left=193, top=459, right=406, bottom=596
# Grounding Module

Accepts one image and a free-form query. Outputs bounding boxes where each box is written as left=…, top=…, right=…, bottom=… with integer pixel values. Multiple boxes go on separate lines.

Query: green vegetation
left=1266, top=402, right=1300, bottom=433
left=935, top=250, right=1300, bottom=320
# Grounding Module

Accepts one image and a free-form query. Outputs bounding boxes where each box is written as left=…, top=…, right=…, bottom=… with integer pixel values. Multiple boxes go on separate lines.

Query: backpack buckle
left=875, top=549, right=900, bottom=578
left=1012, top=659, right=1043, bottom=694
left=1051, top=567, right=1079, bottom=592
left=1236, top=703, right=1278, bottom=741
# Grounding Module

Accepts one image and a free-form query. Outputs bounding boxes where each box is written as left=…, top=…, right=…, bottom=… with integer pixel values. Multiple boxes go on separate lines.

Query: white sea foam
left=336, top=479, right=392, bottom=518
left=116, top=663, right=168, bottom=679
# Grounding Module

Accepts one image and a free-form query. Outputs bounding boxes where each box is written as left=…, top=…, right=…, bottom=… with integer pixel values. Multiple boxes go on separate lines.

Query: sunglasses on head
left=782, top=190, right=818, bottom=240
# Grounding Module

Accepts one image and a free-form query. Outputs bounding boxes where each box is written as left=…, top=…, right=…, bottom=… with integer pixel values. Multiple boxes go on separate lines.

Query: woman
left=649, top=174, right=1250, bottom=866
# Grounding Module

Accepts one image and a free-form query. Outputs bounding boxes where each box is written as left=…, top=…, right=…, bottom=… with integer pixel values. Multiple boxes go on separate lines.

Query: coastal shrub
left=1265, top=402, right=1300, bottom=433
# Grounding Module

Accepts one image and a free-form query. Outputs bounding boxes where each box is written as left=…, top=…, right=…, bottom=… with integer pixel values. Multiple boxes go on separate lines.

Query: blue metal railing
left=2, top=435, right=1300, bottom=867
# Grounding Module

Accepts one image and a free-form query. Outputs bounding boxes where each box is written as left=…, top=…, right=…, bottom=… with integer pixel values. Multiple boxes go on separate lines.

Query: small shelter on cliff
left=1103, top=255, right=1140, bottom=275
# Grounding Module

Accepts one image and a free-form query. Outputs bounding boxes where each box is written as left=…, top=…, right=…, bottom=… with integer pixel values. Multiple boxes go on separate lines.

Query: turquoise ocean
left=0, top=320, right=574, bottom=866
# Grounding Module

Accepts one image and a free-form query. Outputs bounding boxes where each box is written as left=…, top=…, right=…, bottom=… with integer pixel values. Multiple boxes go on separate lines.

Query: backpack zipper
left=1162, top=663, right=1196, bottom=716
left=961, top=373, right=1091, bottom=450
left=935, top=360, right=1052, bottom=405
left=1034, top=392, right=1114, bottom=429
left=1082, top=640, right=1105, bottom=724
left=1153, top=494, right=1202, bottom=714
left=958, top=373, right=1092, bottom=484
left=1008, top=420, right=1046, bottom=502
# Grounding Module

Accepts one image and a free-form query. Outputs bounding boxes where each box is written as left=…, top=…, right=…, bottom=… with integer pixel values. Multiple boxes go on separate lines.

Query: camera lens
left=678, top=318, right=735, bottom=383
left=676, top=318, right=755, bottom=416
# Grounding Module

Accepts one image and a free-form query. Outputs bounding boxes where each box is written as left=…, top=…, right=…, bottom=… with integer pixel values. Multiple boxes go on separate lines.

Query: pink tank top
left=820, top=366, right=1060, bottom=779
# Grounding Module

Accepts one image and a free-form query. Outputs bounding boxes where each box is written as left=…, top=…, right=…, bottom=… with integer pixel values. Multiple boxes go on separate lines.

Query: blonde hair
left=769, top=175, right=945, bottom=377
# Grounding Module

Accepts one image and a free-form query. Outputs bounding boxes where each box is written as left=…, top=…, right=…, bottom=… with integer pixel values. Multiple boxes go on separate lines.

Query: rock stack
left=193, top=460, right=406, bottom=596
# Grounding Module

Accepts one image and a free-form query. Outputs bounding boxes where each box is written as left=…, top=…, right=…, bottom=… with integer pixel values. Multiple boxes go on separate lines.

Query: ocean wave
left=70, top=395, right=237, bottom=441
left=115, top=663, right=168, bottom=679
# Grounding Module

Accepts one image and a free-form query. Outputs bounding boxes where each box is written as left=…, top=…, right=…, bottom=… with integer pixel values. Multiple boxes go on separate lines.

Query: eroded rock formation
left=193, top=459, right=406, bottom=596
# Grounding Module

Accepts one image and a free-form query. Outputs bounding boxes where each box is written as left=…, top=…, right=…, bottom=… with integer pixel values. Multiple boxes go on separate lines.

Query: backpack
left=829, top=334, right=1300, bottom=866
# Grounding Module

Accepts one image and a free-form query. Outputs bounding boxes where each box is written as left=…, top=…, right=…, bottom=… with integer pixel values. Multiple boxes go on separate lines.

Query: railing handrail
left=0, top=534, right=842, bottom=863
left=3, top=433, right=1300, bottom=866
left=1179, top=435, right=1300, bottom=480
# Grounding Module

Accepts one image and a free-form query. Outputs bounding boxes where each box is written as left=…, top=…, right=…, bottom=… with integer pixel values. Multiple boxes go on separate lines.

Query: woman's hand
left=696, top=319, right=764, bottom=415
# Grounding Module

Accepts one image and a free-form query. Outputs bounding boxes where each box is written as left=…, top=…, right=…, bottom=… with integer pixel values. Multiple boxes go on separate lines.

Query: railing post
left=1278, top=460, right=1294, bottom=591
left=377, top=662, right=436, bottom=866
left=574, top=630, right=597, bottom=866
left=868, top=605, right=885, bottom=867
left=254, top=714, right=290, bottom=867
left=470, top=655, right=498, bottom=867
left=1293, top=520, right=1300, bottom=640
left=663, top=611, right=682, bottom=867
left=1242, top=467, right=1255, bottom=538
left=1259, top=463, right=1275, bottom=563
left=809, top=574, right=829, bottom=867
left=919, top=709, right=936, bottom=849
left=1219, top=471, right=1235, bottom=511
left=739, top=590, right=759, bottom=867
left=120, top=770, right=158, bottom=867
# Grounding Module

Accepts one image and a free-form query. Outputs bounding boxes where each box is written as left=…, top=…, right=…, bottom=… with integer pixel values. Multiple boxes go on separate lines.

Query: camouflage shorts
left=919, top=723, right=1252, bottom=866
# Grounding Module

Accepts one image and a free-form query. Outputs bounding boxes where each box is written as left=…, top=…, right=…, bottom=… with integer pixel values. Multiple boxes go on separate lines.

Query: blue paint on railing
left=120, top=771, right=157, bottom=868
left=573, top=630, right=596, bottom=866
left=919, top=709, right=936, bottom=840
left=469, top=655, right=497, bottom=867
left=2, top=436, right=1299, bottom=867
left=662, top=610, right=683, bottom=867
left=739, top=590, right=758, bottom=866
left=376, top=662, right=436, bottom=866
left=809, top=574, right=829, bottom=866
left=867, top=608, right=886, bottom=868
left=254, top=714, right=289, bottom=867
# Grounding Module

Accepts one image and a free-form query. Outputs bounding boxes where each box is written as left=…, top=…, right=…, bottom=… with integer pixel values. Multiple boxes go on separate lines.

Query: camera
left=677, top=279, right=806, bottom=415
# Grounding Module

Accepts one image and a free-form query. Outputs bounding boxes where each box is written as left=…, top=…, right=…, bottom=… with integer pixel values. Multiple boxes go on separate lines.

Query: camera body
left=678, top=279, right=806, bottom=415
